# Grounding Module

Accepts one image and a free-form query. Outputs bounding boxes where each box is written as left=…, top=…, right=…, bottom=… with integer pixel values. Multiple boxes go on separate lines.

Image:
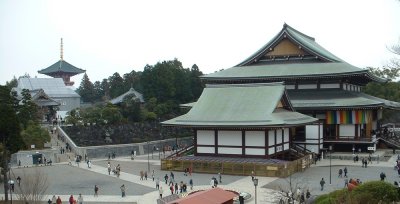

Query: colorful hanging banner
left=326, top=110, right=372, bottom=124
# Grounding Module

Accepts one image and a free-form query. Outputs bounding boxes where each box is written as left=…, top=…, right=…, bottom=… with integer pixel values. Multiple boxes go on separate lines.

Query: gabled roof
left=109, top=87, right=145, bottom=104
left=288, top=89, right=400, bottom=110
left=237, top=23, right=342, bottom=66
left=30, top=89, right=60, bottom=106
left=162, top=83, right=317, bottom=127
left=15, top=78, right=80, bottom=98
left=201, top=24, right=386, bottom=84
left=38, top=60, right=85, bottom=76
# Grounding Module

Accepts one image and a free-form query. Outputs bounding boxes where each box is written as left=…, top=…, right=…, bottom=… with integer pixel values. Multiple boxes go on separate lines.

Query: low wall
left=57, top=126, right=193, bottom=159
left=11, top=149, right=57, bottom=167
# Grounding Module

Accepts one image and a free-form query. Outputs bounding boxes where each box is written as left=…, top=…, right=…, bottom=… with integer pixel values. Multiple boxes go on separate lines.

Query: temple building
left=38, top=38, right=85, bottom=86
left=200, top=24, right=400, bottom=152
left=163, top=82, right=317, bottom=159
left=109, top=87, right=145, bottom=105
left=13, top=78, right=81, bottom=113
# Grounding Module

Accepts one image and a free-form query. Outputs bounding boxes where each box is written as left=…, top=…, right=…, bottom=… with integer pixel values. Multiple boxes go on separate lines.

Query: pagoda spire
left=60, top=38, right=63, bottom=61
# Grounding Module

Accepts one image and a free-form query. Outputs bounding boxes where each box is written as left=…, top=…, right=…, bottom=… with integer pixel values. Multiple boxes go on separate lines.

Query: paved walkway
left=4, top=128, right=400, bottom=204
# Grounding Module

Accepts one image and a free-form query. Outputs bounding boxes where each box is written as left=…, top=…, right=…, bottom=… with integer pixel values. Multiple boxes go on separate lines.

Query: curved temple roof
left=38, top=60, right=85, bottom=76
left=201, top=24, right=386, bottom=84
left=162, top=83, right=317, bottom=127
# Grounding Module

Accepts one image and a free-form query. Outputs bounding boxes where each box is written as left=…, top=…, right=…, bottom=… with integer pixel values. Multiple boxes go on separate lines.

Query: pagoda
left=38, top=38, right=85, bottom=86
left=200, top=24, right=400, bottom=153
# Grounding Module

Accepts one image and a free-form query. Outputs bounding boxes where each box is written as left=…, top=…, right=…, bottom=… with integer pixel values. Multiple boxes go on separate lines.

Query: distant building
left=14, top=78, right=81, bottom=113
left=37, top=38, right=85, bottom=86
left=109, top=87, right=145, bottom=105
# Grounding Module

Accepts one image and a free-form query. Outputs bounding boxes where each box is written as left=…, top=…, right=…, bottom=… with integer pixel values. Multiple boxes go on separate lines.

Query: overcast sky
left=1, top=0, right=399, bottom=86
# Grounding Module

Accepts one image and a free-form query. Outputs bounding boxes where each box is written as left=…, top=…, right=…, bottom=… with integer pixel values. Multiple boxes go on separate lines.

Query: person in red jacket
left=56, top=196, right=62, bottom=204
left=69, top=195, right=74, bottom=204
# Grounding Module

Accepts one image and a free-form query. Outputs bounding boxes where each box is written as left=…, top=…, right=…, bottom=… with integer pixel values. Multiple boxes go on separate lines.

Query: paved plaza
left=0, top=152, right=399, bottom=204
left=1, top=132, right=400, bottom=204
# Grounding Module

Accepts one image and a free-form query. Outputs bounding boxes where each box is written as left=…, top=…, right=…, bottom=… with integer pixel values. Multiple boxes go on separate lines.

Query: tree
left=18, top=89, right=40, bottom=129
left=20, top=121, right=51, bottom=149
left=5, top=76, right=18, bottom=89
left=0, top=85, right=24, bottom=201
left=77, top=73, right=95, bottom=103
left=101, top=103, right=123, bottom=124
left=15, top=168, right=49, bottom=204
left=120, top=95, right=142, bottom=122
left=108, top=72, right=125, bottom=98
left=190, top=64, right=204, bottom=100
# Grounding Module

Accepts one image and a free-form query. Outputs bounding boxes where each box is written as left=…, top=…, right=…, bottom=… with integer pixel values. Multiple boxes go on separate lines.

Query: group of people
left=48, top=194, right=83, bottom=204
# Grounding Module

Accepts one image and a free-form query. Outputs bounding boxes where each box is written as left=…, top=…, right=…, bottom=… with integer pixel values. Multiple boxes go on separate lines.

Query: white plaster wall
left=269, top=147, right=275, bottom=155
left=197, top=130, right=215, bottom=145
left=245, top=131, right=264, bottom=146
left=276, top=129, right=283, bottom=144
left=298, top=84, right=318, bottom=89
left=284, top=128, right=289, bottom=142
left=197, top=146, right=215, bottom=154
left=306, top=125, right=319, bottom=140
left=305, top=144, right=319, bottom=153
left=245, top=148, right=265, bottom=155
left=218, top=131, right=242, bottom=146
left=218, top=147, right=242, bottom=154
left=284, top=143, right=289, bottom=150
left=339, top=124, right=355, bottom=137
left=320, top=84, right=340, bottom=89
left=268, top=130, right=275, bottom=146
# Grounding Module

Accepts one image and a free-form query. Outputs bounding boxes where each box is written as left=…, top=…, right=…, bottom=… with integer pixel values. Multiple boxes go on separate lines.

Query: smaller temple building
left=163, top=82, right=317, bottom=159
left=109, top=87, right=145, bottom=105
left=13, top=78, right=81, bottom=113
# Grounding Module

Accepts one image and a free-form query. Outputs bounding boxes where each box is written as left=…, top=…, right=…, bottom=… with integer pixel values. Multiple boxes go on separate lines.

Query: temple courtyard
left=0, top=151, right=399, bottom=204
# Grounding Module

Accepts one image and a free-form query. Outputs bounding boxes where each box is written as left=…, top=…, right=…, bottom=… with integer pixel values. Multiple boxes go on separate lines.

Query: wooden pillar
left=194, top=129, right=198, bottom=156
left=242, top=130, right=246, bottom=157
left=265, top=129, right=269, bottom=159
left=214, top=130, right=218, bottom=156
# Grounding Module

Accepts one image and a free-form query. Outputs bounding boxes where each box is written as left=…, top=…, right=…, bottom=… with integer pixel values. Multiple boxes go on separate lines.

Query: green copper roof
left=38, top=60, right=85, bottom=76
left=202, top=62, right=370, bottom=80
left=288, top=89, right=400, bottom=110
left=202, top=24, right=385, bottom=83
left=162, top=83, right=317, bottom=127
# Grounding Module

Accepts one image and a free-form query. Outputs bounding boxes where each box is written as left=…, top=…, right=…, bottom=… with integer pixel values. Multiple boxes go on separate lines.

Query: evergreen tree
left=77, top=73, right=95, bottom=103
left=0, top=85, right=24, bottom=201
left=108, top=73, right=125, bottom=98
left=18, top=89, right=39, bottom=129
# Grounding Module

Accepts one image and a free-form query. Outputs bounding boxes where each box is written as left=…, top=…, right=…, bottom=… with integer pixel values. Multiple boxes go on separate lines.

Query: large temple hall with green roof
left=199, top=23, right=400, bottom=153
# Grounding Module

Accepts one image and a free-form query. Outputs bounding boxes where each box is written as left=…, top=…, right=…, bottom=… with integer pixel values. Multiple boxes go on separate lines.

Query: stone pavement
left=4, top=142, right=400, bottom=204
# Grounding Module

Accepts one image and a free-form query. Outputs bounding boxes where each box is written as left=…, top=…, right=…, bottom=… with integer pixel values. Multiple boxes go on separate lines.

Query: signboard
left=267, top=166, right=278, bottom=171
left=367, top=147, right=376, bottom=151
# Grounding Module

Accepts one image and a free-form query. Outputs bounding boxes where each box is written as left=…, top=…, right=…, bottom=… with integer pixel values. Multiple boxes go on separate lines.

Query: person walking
left=152, top=170, right=155, bottom=181
left=69, top=195, right=74, bottom=204
left=338, top=169, right=343, bottom=178
left=56, top=196, right=62, bottom=204
left=344, top=178, right=349, bottom=188
left=320, top=178, right=325, bottom=191
left=52, top=195, right=57, bottom=204
left=164, top=174, right=169, bottom=184
left=380, top=172, right=386, bottom=181
left=306, top=189, right=311, bottom=201
left=218, top=172, right=222, bottom=183
left=344, top=167, right=348, bottom=177
left=175, top=183, right=179, bottom=194
left=189, top=178, right=193, bottom=190
left=156, top=178, right=160, bottom=189
left=77, top=194, right=83, bottom=204
left=159, top=186, right=164, bottom=198
left=120, top=184, right=126, bottom=197
left=108, top=164, right=111, bottom=175
left=94, top=185, right=99, bottom=197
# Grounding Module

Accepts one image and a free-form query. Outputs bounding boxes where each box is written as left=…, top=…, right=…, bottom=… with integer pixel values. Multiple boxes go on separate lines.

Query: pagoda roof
left=288, top=89, right=400, bottom=110
left=109, top=87, right=145, bottom=104
left=162, top=83, right=317, bottom=127
left=201, top=24, right=386, bottom=83
left=38, top=59, right=85, bottom=76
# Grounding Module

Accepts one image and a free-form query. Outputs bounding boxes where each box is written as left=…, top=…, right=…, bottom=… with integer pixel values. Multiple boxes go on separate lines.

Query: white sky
left=1, top=0, right=399, bottom=86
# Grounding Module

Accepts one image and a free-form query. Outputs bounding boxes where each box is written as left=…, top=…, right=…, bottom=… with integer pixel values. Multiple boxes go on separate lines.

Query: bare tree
left=14, top=168, right=49, bottom=204
left=275, top=174, right=310, bottom=204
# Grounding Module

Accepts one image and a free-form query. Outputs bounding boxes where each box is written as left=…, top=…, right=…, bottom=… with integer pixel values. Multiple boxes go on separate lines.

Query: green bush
left=315, top=181, right=399, bottom=204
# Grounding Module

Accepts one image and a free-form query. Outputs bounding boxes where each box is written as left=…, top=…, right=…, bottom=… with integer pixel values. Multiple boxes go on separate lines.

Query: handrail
left=165, top=144, right=194, bottom=159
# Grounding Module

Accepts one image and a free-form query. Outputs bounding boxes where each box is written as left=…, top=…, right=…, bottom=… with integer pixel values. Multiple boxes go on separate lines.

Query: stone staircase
left=55, top=152, right=75, bottom=163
